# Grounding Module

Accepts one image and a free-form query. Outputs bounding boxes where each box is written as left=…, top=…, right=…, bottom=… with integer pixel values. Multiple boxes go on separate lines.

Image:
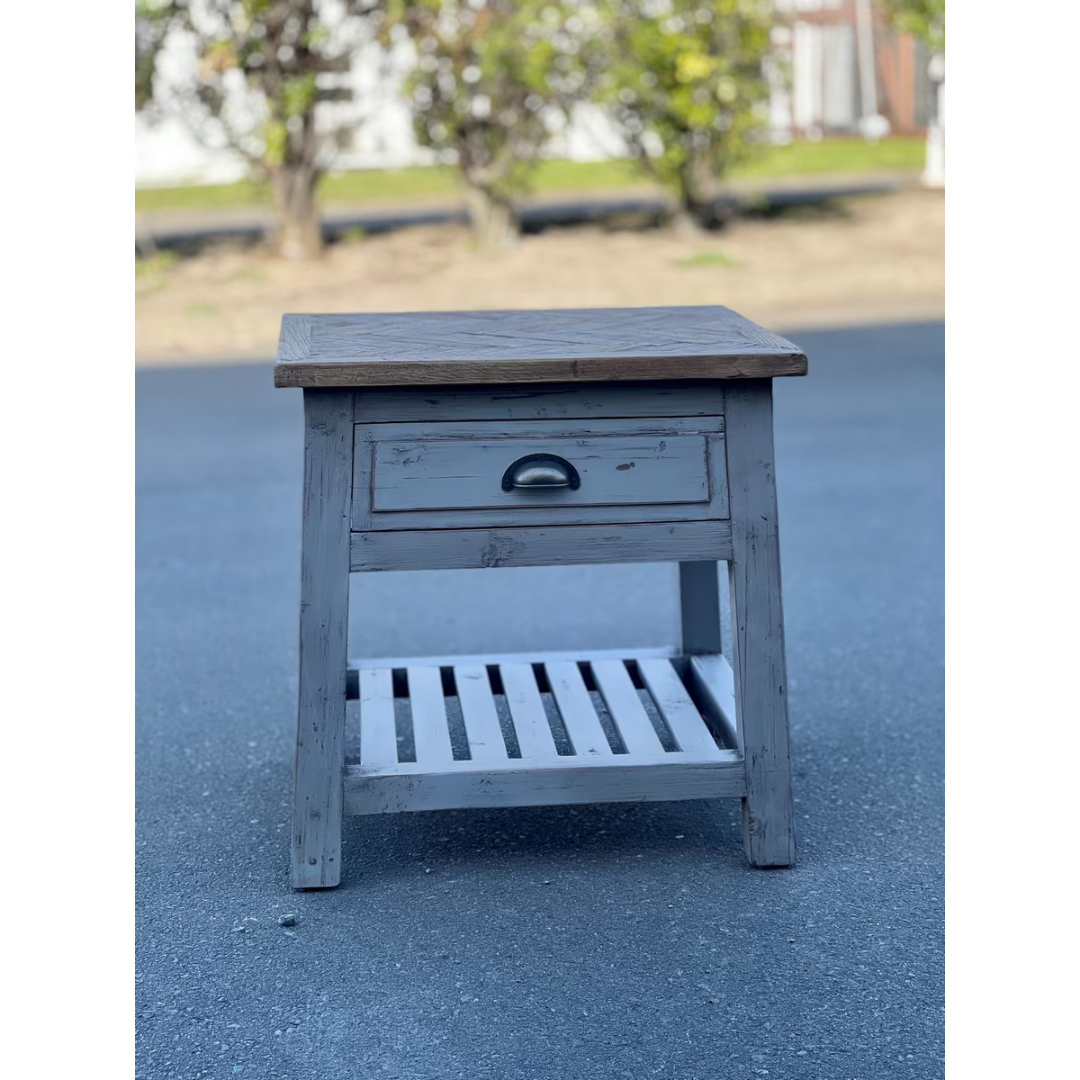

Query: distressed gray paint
left=349, top=520, right=735, bottom=573
left=358, top=668, right=398, bottom=767
left=352, top=415, right=728, bottom=531
left=679, top=562, right=725, bottom=655
left=724, top=381, right=797, bottom=867
left=499, top=662, right=560, bottom=760
left=590, top=659, right=669, bottom=760
left=342, top=756, right=745, bottom=815
left=281, top=309, right=801, bottom=883
left=352, top=382, right=728, bottom=424
left=406, top=667, right=454, bottom=765
left=291, top=389, right=353, bottom=889
left=636, top=658, right=728, bottom=760
left=687, top=654, right=740, bottom=751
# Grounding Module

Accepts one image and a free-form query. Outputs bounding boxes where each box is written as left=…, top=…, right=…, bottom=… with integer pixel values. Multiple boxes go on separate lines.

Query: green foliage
left=879, top=1, right=945, bottom=54
left=383, top=1, right=601, bottom=209
left=596, top=0, right=775, bottom=225
left=136, top=2, right=387, bottom=176
left=136, top=2, right=391, bottom=256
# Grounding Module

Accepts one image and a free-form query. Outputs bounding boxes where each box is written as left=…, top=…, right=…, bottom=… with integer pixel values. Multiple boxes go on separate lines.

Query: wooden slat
left=637, top=658, right=724, bottom=760
left=499, top=663, right=559, bottom=760
left=350, top=521, right=734, bottom=573
left=589, top=659, right=667, bottom=760
left=688, top=655, right=739, bottom=750
left=343, top=755, right=744, bottom=815
left=453, top=665, right=507, bottom=763
left=545, top=661, right=612, bottom=757
left=406, top=667, right=454, bottom=765
left=358, top=668, right=398, bottom=767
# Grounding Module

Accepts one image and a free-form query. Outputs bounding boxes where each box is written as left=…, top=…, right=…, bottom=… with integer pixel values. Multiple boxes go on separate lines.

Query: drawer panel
left=353, top=416, right=728, bottom=531
left=373, top=433, right=708, bottom=513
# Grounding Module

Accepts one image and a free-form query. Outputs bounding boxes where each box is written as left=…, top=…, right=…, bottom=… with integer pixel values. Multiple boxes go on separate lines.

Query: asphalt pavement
left=137, top=177, right=905, bottom=250
left=135, top=320, right=944, bottom=1080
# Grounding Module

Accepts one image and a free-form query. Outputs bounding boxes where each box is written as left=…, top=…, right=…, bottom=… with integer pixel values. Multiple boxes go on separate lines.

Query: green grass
left=673, top=250, right=744, bottom=269
left=135, top=136, right=925, bottom=213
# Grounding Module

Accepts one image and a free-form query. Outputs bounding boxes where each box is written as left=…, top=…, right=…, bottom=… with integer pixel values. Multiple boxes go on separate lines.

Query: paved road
left=136, top=321, right=944, bottom=1080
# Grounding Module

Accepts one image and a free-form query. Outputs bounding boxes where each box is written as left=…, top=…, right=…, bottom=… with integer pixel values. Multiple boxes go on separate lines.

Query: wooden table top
left=274, top=306, right=808, bottom=388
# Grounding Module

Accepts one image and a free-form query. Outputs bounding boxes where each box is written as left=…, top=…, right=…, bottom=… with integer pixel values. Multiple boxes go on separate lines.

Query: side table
left=275, top=306, right=807, bottom=889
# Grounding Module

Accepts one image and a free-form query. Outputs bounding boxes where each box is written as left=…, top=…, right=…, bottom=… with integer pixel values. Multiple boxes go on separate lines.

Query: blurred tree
left=878, top=0, right=944, bottom=54
left=597, top=0, right=774, bottom=232
left=383, top=1, right=599, bottom=250
left=879, top=1, right=944, bottom=187
left=136, top=1, right=387, bottom=260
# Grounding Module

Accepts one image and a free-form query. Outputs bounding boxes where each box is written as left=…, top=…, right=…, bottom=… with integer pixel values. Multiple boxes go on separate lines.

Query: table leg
left=292, top=389, right=353, bottom=888
left=678, top=561, right=724, bottom=656
left=724, top=381, right=796, bottom=867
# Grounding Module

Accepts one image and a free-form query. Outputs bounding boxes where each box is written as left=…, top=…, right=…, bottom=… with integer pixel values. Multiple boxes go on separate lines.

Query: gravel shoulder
left=136, top=187, right=944, bottom=365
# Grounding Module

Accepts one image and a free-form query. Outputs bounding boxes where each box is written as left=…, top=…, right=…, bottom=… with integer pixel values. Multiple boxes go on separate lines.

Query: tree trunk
left=271, top=165, right=323, bottom=260
left=673, top=151, right=720, bottom=234
left=464, top=183, right=519, bottom=253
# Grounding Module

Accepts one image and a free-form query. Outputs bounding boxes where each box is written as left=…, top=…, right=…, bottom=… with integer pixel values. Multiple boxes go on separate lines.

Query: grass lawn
left=135, top=136, right=925, bottom=213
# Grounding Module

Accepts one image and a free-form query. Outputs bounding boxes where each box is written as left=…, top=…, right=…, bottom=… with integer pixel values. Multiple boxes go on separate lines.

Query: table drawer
left=353, top=416, right=728, bottom=530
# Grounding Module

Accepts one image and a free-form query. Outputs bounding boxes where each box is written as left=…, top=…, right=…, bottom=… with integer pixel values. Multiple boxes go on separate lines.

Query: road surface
left=136, top=320, right=944, bottom=1080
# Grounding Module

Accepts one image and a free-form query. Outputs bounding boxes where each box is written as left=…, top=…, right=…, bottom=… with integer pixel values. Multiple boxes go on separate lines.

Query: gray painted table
left=275, top=306, right=807, bottom=889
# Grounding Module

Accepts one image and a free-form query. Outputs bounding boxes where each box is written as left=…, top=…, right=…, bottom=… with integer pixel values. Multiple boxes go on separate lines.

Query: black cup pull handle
left=501, top=453, right=581, bottom=492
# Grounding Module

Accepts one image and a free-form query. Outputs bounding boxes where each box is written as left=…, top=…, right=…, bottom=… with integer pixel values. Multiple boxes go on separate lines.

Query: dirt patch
left=136, top=187, right=943, bottom=364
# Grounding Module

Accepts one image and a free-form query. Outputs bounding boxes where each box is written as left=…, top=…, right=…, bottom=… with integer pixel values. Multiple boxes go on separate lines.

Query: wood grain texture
left=274, top=306, right=807, bottom=387
left=725, top=381, right=796, bottom=867
left=278, top=314, right=311, bottom=362
left=353, top=382, right=727, bottom=424
left=349, top=520, right=734, bottom=572
left=292, top=389, right=353, bottom=889
left=343, top=756, right=743, bottom=814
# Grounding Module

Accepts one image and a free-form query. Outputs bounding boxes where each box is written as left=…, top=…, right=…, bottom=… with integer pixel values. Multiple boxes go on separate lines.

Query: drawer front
left=353, top=416, right=728, bottom=530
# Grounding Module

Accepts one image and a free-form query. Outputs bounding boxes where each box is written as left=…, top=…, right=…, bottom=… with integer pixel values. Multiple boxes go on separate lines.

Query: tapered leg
left=678, top=561, right=724, bottom=656
left=292, top=389, right=353, bottom=888
left=724, top=381, right=796, bottom=867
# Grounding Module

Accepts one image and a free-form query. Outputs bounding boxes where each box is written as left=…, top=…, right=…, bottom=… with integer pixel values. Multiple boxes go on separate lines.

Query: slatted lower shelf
left=343, top=652, right=744, bottom=815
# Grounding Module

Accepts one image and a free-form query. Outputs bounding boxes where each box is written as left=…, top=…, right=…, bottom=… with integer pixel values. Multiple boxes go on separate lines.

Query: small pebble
left=278, top=914, right=297, bottom=927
